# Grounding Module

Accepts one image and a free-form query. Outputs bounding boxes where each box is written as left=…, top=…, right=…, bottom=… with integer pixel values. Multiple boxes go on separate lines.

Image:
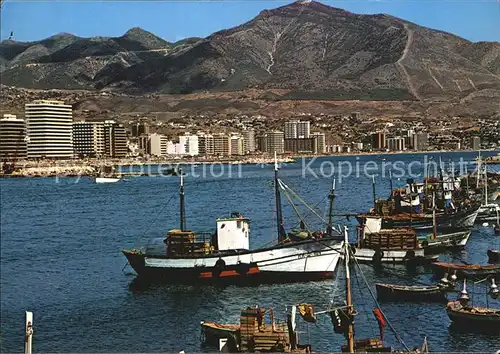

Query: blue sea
left=1, top=151, right=499, bottom=352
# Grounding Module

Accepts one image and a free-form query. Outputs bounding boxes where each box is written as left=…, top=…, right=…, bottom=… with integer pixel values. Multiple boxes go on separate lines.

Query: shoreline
left=1, top=149, right=499, bottom=178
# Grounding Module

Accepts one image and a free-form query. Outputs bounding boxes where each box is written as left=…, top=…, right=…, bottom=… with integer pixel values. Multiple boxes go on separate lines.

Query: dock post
left=25, top=311, right=33, bottom=354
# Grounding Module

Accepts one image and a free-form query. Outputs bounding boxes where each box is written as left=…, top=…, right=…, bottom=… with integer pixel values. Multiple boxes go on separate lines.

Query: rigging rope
left=134, top=192, right=177, bottom=246
left=350, top=248, right=411, bottom=352
left=278, top=178, right=329, bottom=225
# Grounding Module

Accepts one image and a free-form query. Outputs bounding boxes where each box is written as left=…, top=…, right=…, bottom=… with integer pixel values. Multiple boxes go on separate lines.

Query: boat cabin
left=163, top=212, right=250, bottom=256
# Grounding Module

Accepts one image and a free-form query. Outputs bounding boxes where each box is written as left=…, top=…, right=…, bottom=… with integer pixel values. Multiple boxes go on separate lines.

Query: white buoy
left=482, top=222, right=489, bottom=227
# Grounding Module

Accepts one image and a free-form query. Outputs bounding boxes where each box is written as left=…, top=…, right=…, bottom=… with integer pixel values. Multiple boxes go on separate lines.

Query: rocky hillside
left=1, top=1, right=499, bottom=101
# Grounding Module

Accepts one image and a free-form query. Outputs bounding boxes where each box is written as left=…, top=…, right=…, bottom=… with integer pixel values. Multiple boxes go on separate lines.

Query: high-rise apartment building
left=310, top=132, right=326, bottom=154
left=179, top=133, right=199, bottom=156
left=213, top=133, right=230, bottom=156
left=471, top=136, right=481, bottom=150
left=230, top=135, right=244, bottom=156
left=242, top=129, right=255, bottom=153
left=73, top=121, right=105, bottom=157
left=387, top=137, right=405, bottom=151
left=25, top=100, right=73, bottom=159
left=284, top=120, right=310, bottom=139
left=149, top=133, right=168, bottom=156
left=197, top=133, right=215, bottom=156
left=0, top=114, right=27, bottom=160
left=413, top=133, right=429, bottom=151
left=104, top=120, right=127, bottom=158
left=266, top=130, right=285, bottom=154
left=371, top=132, right=387, bottom=150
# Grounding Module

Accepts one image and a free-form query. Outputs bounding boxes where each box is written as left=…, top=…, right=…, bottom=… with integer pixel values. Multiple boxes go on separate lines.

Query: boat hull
left=95, top=177, right=121, bottom=183
left=488, top=249, right=500, bottom=264
left=123, top=238, right=343, bottom=284
left=431, top=262, right=500, bottom=279
left=200, top=322, right=239, bottom=351
left=418, top=229, right=471, bottom=253
left=352, top=247, right=426, bottom=264
left=375, top=283, right=447, bottom=302
left=447, top=301, right=500, bottom=329
left=380, top=208, right=479, bottom=230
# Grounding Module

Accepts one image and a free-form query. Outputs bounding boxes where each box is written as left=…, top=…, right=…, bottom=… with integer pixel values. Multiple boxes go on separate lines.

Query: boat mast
left=432, top=191, right=437, bottom=239
left=388, top=169, right=393, bottom=199
left=372, top=175, right=377, bottom=211
left=476, top=150, right=481, bottom=189
left=274, top=152, right=286, bottom=242
left=179, top=169, right=186, bottom=231
left=327, top=178, right=336, bottom=237
left=483, top=165, right=488, bottom=206
left=344, top=226, right=355, bottom=353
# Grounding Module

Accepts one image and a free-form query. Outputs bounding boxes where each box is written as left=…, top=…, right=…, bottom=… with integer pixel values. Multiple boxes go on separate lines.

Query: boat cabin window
left=220, top=224, right=225, bottom=229
left=237, top=220, right=242, bottom=228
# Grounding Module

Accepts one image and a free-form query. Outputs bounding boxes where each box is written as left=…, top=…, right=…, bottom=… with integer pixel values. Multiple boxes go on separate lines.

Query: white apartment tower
left=285, top=120, right=310, bottom=139
left=149, top=133, right=168, bottom=157
left=242, top=129, right=255, bottom=153
left=179, top=133, right=199, bottom=156
left=25, top=100, right=74, bottom=159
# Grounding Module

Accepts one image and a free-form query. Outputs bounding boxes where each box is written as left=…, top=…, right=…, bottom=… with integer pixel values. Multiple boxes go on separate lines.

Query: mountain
left=1, top=1, right=499, bottom=101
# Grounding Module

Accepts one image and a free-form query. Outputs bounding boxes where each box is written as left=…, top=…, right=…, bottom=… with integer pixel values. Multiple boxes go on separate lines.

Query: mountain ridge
left=1, top=0, right=499, bottom=102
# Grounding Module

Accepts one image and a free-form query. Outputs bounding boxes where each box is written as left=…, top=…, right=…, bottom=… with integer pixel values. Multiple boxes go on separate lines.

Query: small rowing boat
left=375, top=283, right=448, bottom=302
left=431, top=262, right=500, bottom=279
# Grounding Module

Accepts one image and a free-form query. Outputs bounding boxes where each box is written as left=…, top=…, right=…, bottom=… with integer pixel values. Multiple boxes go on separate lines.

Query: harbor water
left=1, top=151, right=499, bottom=352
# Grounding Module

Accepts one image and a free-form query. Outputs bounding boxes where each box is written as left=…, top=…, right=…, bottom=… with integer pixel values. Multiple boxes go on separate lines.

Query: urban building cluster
left=0, top=99, right=495, bottom=161
left=128, top=119, right=326, bottom=158
left=0, top=100, right=127, bottom=160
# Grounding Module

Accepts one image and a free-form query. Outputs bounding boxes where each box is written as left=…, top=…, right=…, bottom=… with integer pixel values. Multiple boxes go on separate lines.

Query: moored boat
left=95, top=176, right=121, bottom=183
left=200, top=306, right=312, bottom=353
left=431, top=262, right=500, bottom=279
left=122, top=156, right=343, bottom=284
left=375, top=283, right=448, bottom=302
left=353, top=216, right=428, bottom=264
left=446, top=280, right=500, bottom=331
left=487, top=249, right=500, bottom=263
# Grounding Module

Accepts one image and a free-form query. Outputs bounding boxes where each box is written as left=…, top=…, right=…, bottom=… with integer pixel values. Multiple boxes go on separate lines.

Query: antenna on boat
left=327, top=178, right=336, bottom=237
left=343, top=226, right=355, bottom=353
left=388, top=169, right=393, bottom=199
left=476, top=150, right=481, bottom=189
left=432, top=191, right=437, bottom=240
left=483, top=165, right=488, bottom=206
left=372, top=175, right=377, bottom=211
left=274, top=151, right=286, bottom=242
left=179, top=168, right=186, bottom=231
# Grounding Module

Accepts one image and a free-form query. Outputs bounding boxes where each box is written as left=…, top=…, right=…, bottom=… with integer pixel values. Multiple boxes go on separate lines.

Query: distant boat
left=95, top=177, right=121, bottom=183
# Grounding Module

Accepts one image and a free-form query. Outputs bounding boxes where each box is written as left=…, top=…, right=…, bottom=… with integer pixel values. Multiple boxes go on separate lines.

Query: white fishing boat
left=353, top=216, right=427, bottom=264
left=123, top=154, right=344, bottom=284
left=95, top=177, right=121, bottom=183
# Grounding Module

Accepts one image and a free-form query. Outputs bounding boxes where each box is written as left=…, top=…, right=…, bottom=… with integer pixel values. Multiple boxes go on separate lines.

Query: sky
left=1, top=0, right=499, bottom=43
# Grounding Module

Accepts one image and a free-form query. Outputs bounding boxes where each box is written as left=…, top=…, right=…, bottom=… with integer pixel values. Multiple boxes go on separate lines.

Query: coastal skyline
left=1, top=0, right=499, bottom=43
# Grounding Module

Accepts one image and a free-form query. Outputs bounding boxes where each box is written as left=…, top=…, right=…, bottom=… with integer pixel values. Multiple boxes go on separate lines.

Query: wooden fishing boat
left=200, top=306, right=312, bottom=353
left=375, top=283, right=448, bottom=302
left=487, top=249, right=500, bottom=263
left=353, top=216, right=427, bottom=264
left=447, top=301, right=500, bottom=328
left=123, top=155, right=343, bottom=284
left=431, top=262, right=500, bottom=279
